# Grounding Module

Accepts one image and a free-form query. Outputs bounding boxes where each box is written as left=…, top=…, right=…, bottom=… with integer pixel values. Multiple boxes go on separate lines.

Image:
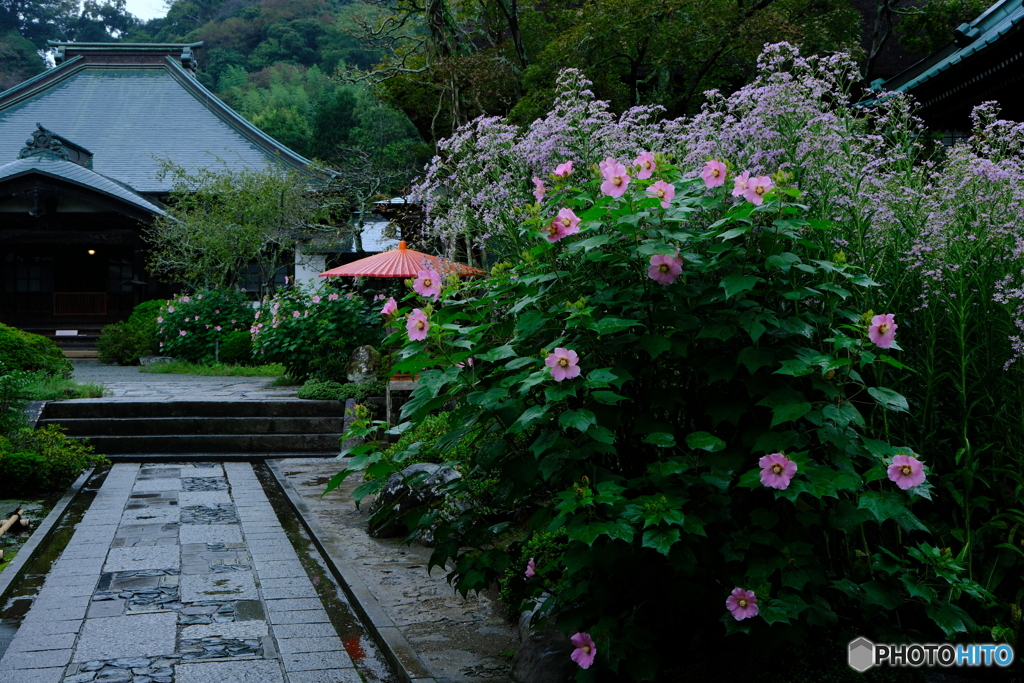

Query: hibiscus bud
left=833, top=250, right=847, bottom=263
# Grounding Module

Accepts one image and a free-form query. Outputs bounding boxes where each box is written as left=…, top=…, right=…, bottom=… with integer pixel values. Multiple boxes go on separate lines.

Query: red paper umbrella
left=319, top=241, right=485, bottom=279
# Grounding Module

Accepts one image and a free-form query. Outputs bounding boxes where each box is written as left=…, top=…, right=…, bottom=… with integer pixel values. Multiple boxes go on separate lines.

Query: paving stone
left=0, top=649, right=73, bottom=669
left=274, top=636, right=345, bottom=655
left=281, top=651, right=354, bottom=671
left=18, top=603, right=89, bottom=622
left=178, top=491, right=231, bottom=507
left=0, top=667, right=65, bottom=683
left=74, top=613, right=178, bottom=662
left=120, top=508, right=179, bottom=525
left=173, top=659, right=284, bottom=683
left=179, top=621, right=268, bottom=639
left=284, top=671, right=362, bottom=683
left=87, top=598, right=126, bottom=618
left=233, top=600, right=264, bottom=622
left=104, top=547, right=180, bottom=573
left=178, top=525, right=242, bottom=545
left=132, top=479, right=181, bottom=492
left=13, top=619, right=82, bottom=637
left=267, top=610, right=331, bottom=625
left=270, top=622, right=338, bottom=639
left=262, top=598, right=324, bottom=612
left=63, top=673, right=97, bottom=683
left=2, top=632, right=77, bottom=653
left=180, top=573, right=258, bottom=602
left=251, top=561, right=305, bottom=579
left=260, top=583, right=318, bottom=599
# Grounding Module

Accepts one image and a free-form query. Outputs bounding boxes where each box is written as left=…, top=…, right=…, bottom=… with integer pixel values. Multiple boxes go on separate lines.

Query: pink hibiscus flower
left=312, top=295, right=321, bottom=303
left=329, top=293, right=339, bottom=301
left=702, top=160, right=727, bottom=188
left=179, top=330, right=187, bottom=336
left=758, top=453, right=798, bottom=490
left=868, top=313, right=897, bottom=349
left=743, top=176, right=774, bottom=205
left=413, top=270, right=442, bottom=301
left=406, top=309, right=429, bottom=341
left=648, top=253, right=683, bottom=285
left=532, top=176, right=546, bottom=203
left=888, top=454, right=926, bottom=490
left=554, top=161, right=574, bottom=177
left=167, top=306, right=175, bottom=313
left=292, top=310, right=300, bottom=318
left=215, top=326, right=222, bottom=331
left=570, top=633, right=597, bottom=669
left=732, top=171, right=751, bottom=198
left=381, top=297, right=398, bottom=316
left=182, top=296, right=191, bottom=303
left=599, top=158, right=630, bottom=198
left=545, top=208, right=581, bottom=243
left=545, top=347, right=581, bottom=382
left=525, top=558, right=535, bottom=578
left=726, top=588, right=759, bottom=620
left=647, top=180, right=675, bottom=208
left=157, top=317, right=164, bottom=323
left=634, top=151, right=656, bottom=179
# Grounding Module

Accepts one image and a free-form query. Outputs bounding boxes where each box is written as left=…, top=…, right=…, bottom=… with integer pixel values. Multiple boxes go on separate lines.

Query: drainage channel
left=0, top=466, right=109, bottom=661
left=254, top=461, right=395, bottom=683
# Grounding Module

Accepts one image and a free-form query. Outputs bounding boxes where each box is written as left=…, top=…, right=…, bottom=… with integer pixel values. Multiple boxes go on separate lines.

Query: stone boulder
left=139, top=356, right=175, bottom=366
left=346, top=345, right=381, bottom=384
left=368, top=463, right=461, bottom=538
left=510, top=627, right=576, bottom=683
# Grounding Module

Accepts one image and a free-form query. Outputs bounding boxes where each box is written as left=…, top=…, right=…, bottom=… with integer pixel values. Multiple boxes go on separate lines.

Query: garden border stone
left=0, top=467, right=94, bottom=601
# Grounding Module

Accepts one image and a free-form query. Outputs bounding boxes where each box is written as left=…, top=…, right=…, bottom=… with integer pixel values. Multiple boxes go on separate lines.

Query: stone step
left=63, top=349, right=99, bottom=358
left=75, top=433, right=343, bottom=454
left=43, top=400, right=344, bottom=419
left=39, top=415, right=342, bottom=436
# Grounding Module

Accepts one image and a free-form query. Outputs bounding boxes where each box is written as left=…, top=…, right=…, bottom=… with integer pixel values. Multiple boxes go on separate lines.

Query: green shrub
left=296, top=379, right=386, bottom=402
left=0, top=425, right=108, bottom=494
left=96, top=320, right=152, bottom=365
left=218, top=331, right=253, bottom=365
left=381, top=411, right=476, bottom=468
left=0, top=323, right=72, bottom=378
left=0, top=365, right=30, bottom=434
left=156, top=289, right=255, bottom=363
left=296, top=380, right=346, bottom=400
left=308, top=339, right=350, bottom=383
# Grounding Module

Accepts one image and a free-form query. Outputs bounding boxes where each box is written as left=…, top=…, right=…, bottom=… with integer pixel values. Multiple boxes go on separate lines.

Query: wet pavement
left=71, top=365, right=297, bottom=401
left=0, top=463, right=364, bottom=683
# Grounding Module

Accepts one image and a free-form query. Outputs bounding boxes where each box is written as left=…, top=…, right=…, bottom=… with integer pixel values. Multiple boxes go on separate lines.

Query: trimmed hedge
left=0, top=323, right=72, bottom=378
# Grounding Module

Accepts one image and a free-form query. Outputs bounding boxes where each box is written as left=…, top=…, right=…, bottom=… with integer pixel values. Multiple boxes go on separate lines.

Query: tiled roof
left=881, top=0, right=1024, bottom=94
left=0, top=155, right=167, bottom=216
left=0, top=55, right=312, bottom=194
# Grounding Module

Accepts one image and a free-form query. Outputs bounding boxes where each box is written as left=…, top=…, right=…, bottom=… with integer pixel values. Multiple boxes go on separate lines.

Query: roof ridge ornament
left=18, top=123, right=69, bottom=161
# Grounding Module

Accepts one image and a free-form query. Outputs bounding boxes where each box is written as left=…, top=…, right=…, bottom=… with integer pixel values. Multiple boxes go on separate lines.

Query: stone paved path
left=0, top=462, right=360, bottom=683
left=71, top=366, right=296, bottom=401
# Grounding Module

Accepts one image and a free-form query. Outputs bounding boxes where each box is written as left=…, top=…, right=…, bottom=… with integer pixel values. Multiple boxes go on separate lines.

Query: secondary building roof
left=0, top=42, right=313, bottom=195
left=876, top=0, right=1024, bottom=129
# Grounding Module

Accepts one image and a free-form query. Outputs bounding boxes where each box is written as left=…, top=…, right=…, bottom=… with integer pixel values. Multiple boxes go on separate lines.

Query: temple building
left=877, top=0, right=1024, bottom=132
left=0, top=42, right=314, bottom=347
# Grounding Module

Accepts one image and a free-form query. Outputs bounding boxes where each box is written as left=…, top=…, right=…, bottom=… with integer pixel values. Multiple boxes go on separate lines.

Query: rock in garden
left=368, top=463, right=461, bottom=538
left=510, top=627, right=576, bottom=683
left=345, top=345, right=381, bottom=384
left=139, top=356, right=174, bottom=366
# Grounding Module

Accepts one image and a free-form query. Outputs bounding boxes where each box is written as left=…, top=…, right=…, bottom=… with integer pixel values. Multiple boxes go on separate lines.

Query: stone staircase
left=38, top=400, right=345, bottom=460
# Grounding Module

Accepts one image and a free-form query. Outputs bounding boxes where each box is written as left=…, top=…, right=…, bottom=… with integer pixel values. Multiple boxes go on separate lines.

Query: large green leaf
left=642, top=527, right=680, bottom=556
left=559, top=408, right=597, bottom=433
left=685, top=431, right=725, bottom=452
left=858, top=491, right=930, bottom=532
left=720, top=272, right=760, bottom=299
left=868, top=387, right=909, bottom=413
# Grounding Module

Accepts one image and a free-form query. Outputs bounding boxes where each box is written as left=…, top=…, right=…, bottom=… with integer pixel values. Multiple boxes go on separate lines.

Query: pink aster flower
left=743, top=176, right=774, bottom=205
left=381, top=297, right=398, bottom=316
left=545, top=347, right=581, bottom=382
left=554, top=161, right=573, bottom=177
left=732, top=171, right=751, bottom=198
left=545, top=208, right=581, bottom=242
left=532, top=177, right=546, bottom=203
left=888, top=454, right=926, bottom=490
left=758, top=453, right=798, bottom=490
left=599, top=158, right=630, bottom=198
left=868, top=313, right=898, bottom=349
left=634, top=151, right=655, bottom=179
left=413, top=270, right=442, bottom=301
left=406, top=309, right=429, bottom=341
left=647, top=180, right=675, bottom=208
left=328, top=293, right=339, bottom=301
left=525, top=558, right=535, bottom=578
left=570, top=633, right=597, bottom=669
left=312, top=295, right=321, bottom=303
left=701, top=160, right=727, bottom=188
left=182, top=296, right=190, bottom=303
left=648, top=253, right=683, bottom=285
left=726, top=588, right=759, bottom=620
